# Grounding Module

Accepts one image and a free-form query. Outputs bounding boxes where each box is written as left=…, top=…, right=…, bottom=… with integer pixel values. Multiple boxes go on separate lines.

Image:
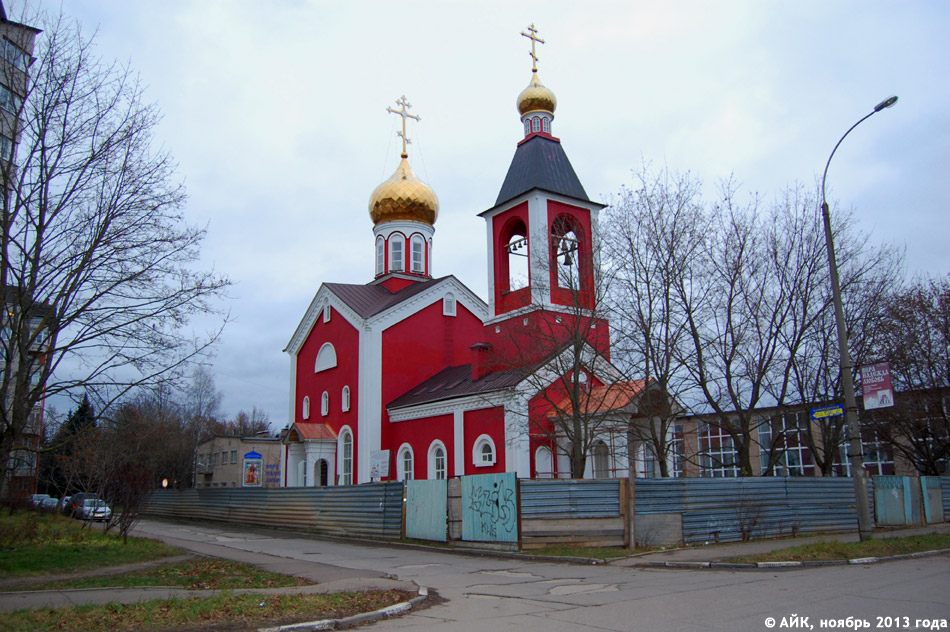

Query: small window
left=398, top=444, right=414, bottom=481
left=0, top=84, right=22, bottom=115
left=443, top=293, right=456, bottom=317
left=375, top=237, right=385, bottom=276
left=340, top=429, right=353, bottom=485
left=321, top=391, right=329, bottom=416
left=1, top=39, right=28, bottom=72
left=473, top=435, right=496, bottom=467
left=302, top=396, right=311, bottom=420
left=221, top=451, right=227, bottom=464
left=230, top=450, right=237, bottom=464
left=323, top=305, right=331, bottom=323
left=524, top=120, right=531, bottom=136
left=532, top=117, right=540, bottom=132
left=428, top=441, right=447, bottom=480
left=0, top=135, right=11, bottom=162
left=542, top=117, right=550, bottom=133
left=410, top=236, right=425, bottom=273
left=341, top=385, right=350, bottom=412
left=390, top=235, right=405, bottom=272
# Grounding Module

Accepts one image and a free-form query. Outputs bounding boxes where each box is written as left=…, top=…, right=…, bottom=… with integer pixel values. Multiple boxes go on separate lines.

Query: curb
left=258, top=586, right=429, bottom=632
left=627, top=547, right=950, bottom=571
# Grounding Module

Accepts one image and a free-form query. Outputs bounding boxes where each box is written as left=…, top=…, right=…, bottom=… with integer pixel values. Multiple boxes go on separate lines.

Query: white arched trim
left=389, top=233, right=406, bottom=272
left=302, top=396, right=311, bottom=420
left=410, top=234, right=426, bottom=273
left=341, top=385, right=351, bottom=412
left=397, top=443, right=414, bottom=481
left=338, top=426, right=354, bottom=485
left=375, top=236, right=385, bottom=276
left=473, top=434, right=496, bottom=467
left=535, top=445, right=553, bottom=479
left=427, top=439, right=447, bottom=481
left=315, top=342, right=337, bottom=372
left=321, top=391, right=329, bottom=416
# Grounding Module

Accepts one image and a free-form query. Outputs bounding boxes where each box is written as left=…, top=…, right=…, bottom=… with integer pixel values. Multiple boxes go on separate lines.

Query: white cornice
left=284, top=286, right=365, bottom=356
left=388, top=390, right=512, bottom=422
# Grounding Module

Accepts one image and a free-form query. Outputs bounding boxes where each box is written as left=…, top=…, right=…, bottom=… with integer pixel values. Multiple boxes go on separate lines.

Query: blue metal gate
left=405, top=479, right=448, bottom=542
left=921, top=476, right=945, bottom=524
left=461, top=472, right=518, bottom=543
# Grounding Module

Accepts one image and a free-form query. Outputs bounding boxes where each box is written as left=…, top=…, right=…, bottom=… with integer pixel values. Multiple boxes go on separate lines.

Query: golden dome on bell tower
left=517, top=71, right=557, bottom=116
left=368, top=96, right=439, bottom=227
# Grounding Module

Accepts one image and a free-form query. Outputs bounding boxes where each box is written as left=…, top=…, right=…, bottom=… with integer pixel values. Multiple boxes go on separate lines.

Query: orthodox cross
left=521, top=23, right=545, bottom=72
left=387, top=95, right=420, bottom=158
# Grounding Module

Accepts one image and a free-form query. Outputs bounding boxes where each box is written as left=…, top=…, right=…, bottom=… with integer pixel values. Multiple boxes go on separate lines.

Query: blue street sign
left=811, top=404, right=844, bottom=421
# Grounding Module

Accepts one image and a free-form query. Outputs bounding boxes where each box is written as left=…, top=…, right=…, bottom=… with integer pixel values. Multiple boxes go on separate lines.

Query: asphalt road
left=132, top=518, right=950, bottom=632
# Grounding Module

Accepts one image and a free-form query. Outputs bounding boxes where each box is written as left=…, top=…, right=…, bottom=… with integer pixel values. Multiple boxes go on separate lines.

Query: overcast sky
left=25, top=1, right=950, bottom=430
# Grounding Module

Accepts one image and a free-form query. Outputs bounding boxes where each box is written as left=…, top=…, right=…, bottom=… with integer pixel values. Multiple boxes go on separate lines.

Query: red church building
left=282, top=27, right=652, bottom=486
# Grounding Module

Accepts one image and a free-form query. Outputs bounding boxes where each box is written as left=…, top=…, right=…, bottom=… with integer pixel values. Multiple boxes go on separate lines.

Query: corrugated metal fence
left=145, top=484, right=404, bottom=538
left=634, top=477, right=875, bottom=545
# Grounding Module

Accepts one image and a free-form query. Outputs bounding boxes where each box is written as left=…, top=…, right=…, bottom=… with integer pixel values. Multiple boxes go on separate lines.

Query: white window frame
left=323, top=304, right=331, bottom=323
left=315, top=342, right=337, bottom=372
left=428, top=440, right=447, bottom=480
left=443, top=293, right=457, bottom=317
left=375, top=237, right=385, bottom=276
left=339, top=427, right=354, bottom=485
left=302, top=396, right=311, bottom=420
left=472, top=434, right=496, bottom=467
left=534, top=445, right=554, bottom=479
left=410, top=235, right=425, bottom=273
left=341, top=385, right=350, bottom=412
left=321, top=391, right=329, bottom=416
left=390, top=234, right=405, bottom=272
left=397, top=443, right=414, bottom=481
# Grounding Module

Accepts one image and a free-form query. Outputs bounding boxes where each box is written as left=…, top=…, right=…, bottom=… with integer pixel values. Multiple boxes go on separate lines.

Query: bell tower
left=479, top=25, right=606, bottom=326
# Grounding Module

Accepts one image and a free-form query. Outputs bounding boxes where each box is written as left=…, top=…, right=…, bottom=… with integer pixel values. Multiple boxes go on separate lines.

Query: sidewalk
left=613, top=521, right=950, bottom=568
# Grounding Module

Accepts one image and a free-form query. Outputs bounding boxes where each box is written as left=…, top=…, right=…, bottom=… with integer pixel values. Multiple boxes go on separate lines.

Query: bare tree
left=0, top=7, right=230, bottom=493
left=868, top=275, right=950, bottom=475
left=604, top=165, right=705, bottom=476
left=225, top=407, right=270, bottom=437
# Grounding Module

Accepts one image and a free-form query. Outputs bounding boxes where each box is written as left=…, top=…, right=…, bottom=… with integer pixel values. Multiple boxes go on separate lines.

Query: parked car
left=59, top=495, right=72, bottom=514
left=39, top=497, right=59, bottom=512
left=75, top=498, right=112, bottom=522
left=66, top=492, right=95, bottom=517
left=29, top=493, right=50, bottom=508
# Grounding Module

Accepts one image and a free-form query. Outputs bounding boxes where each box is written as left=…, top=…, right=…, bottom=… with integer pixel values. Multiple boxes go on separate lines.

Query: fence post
left=516, top=477, right=523, bottom=551
left=620, top=477, right=630, bottom=548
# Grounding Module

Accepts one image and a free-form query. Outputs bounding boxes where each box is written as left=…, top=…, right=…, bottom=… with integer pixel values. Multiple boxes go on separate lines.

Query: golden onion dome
left=517, top=71, right=557, bottom=116
left=368, top=156, right=439, bottom=226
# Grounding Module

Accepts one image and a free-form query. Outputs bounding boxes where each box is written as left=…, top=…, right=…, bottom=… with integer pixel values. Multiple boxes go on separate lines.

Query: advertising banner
left=243, top=450, right=263, bottom=487
left=861, top=362, right=894, bottom=410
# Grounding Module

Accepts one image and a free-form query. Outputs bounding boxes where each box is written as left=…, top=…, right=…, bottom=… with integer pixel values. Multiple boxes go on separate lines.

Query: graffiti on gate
left=467, top=476, right=516, bottom=540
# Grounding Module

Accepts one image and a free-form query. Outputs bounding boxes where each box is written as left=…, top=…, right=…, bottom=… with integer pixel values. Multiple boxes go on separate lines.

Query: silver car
left=76, top=498, right=112, bottom=521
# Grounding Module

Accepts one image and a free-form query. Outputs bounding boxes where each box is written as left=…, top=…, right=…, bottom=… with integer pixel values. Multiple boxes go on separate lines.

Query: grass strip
left=726, top=533, right=950, bottom=563
left=3, top=589, right=415, bottom=632
left=0, top=512, right=180, bottom=577
left=5, top=558, right=310, bottom=592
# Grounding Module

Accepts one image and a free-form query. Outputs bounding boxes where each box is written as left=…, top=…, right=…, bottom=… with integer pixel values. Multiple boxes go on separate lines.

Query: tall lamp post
left=820, top=95, right=897, bottom=541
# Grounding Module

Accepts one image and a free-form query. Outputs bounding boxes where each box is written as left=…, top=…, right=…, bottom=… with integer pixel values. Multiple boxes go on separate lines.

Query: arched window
left=535, top=446, right=553, bottom=479
left=428, top=441, right=447, bottom=480
left=323, top=304, right=331, bottom=323
left=315, top=343, right=337, bottom=372
left=302, top=396, right=311, bottom=420
left=542, top=117, right=550, bottom=133
left=523, top=119, right=531, bottom=136
left=340, top=428, right=353, bottom=485
left=551, top=216, right=581, bottom=289
left=390, top=234, right=405, bottom=272
left=397, top=444, right=414, bottom=481
left=592, top=440, right=610, bottom=479
left=341, top=385, right=350, bottom=411
left=532, top=116, right=541, bottom=132
left=321, top=391, right=329, bottom=416
left=473, top=434, right=496, bottom=467
left=410, top=235, right=425, bottom=273
left=375, top=237, right=385, bottom=276
left=506, top=231, right=529, bottom=291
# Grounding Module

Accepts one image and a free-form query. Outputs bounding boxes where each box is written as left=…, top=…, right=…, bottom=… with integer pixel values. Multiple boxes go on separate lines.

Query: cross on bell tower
left=521, top=23, right=545, bottom=72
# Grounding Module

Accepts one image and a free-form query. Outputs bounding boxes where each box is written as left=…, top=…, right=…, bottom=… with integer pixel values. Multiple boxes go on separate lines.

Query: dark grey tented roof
left=494, top=135, right=590, bottom=207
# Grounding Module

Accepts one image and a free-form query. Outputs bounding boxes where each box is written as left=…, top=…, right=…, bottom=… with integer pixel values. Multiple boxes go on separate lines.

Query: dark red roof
left=325, top=276, right=449, bottom=319
left=387, top=363, right=533, bottom=411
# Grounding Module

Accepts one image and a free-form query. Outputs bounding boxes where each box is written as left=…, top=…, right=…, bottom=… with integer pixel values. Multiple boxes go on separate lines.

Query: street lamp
left=820, top=95, right=897, bottom=541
